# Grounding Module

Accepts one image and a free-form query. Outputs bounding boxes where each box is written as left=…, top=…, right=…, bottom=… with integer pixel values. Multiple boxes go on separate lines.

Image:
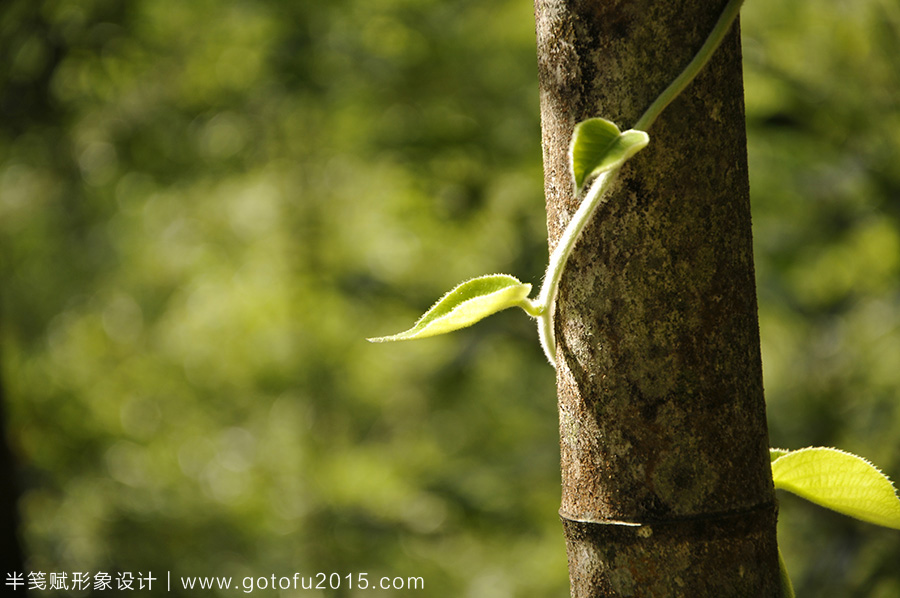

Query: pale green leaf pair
left=770, top=447, right=900, bottom=530
left=369, top=117, right=650, bottom=353
left=569, top=118, right=649, bottom=192
left=367, top=274, right=534, bottom=343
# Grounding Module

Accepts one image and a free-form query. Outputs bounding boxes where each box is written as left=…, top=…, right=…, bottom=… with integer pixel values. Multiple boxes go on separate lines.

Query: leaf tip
left=367, top=273, right=534, bottom=344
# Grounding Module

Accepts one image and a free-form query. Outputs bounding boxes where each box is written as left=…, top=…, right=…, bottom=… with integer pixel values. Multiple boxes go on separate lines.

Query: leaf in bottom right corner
left=771, top=446, right=900, bottom=530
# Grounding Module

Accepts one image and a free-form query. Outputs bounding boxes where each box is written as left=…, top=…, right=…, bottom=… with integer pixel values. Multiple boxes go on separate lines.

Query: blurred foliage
left=0, top=0, right=898, bottom=596
left=743, top=0, right=900, bottom=594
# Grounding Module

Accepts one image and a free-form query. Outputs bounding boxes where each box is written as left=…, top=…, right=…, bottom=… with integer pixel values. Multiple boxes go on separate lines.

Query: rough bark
left=533, top=0, right=781, bottom=595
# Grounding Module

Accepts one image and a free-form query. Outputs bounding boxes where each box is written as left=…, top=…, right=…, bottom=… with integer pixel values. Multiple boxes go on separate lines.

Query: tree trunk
left=533, top=1, right=781, bottom=596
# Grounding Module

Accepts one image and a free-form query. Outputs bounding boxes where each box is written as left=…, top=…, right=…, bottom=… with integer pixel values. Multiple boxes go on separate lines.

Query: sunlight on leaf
left=769, top=447, right=790, bottom=462
left=367, top=274, right=533, bottom=342
left=569, top=118, right=649, bottom=192
left=772, top=447, right=900, bottom=530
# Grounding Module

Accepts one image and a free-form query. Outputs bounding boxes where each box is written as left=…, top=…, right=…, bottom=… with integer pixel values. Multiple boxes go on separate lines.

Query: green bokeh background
left=1, top=0, right=899, bottom=596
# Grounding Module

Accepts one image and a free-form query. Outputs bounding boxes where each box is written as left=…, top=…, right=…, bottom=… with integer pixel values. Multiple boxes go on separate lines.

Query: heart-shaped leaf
left=368, top=274, right=533, bottom=342
left=570, top=118, right=650, bottom=192
left=772, top=447, right=900, bottom=530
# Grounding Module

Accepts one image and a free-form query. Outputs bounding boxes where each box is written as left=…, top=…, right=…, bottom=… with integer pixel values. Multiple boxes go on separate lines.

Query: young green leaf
left=771, top=447, right=900, bottom=530
left=769, top=447, right=791, bottom=462
left=367, top=274, right=533, bottom=343
left=569, top=117, right=650, bottom=192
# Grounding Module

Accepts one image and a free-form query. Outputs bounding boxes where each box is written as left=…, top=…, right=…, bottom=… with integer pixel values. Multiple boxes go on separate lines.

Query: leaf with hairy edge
left=367, top=274, right=533, bottom=342
left=570, top=118, right=650, bottom=192
left=772, top=447, right=900, bottom=530
left=769, top=447, right=790, bottom=462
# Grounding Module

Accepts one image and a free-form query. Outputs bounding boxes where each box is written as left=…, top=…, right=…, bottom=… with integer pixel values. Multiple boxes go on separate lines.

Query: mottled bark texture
left=534, top=0, right=780, bottom=596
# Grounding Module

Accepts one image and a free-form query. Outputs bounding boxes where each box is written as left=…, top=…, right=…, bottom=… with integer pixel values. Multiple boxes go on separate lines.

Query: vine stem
left=778, top=547, right=796, bottom=598
left=532, top=0, right=745, bottom=366
left=535, top=168, right=619, bottom=365
left=635, top=0, right=745, bottom=132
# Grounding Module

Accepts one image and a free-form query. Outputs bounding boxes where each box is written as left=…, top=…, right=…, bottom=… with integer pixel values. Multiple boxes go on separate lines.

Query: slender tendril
left=635, top=0, right=745, bottom=132
left=778, top=547, right=796, bottom=598
left=534, top=169, right=619, bottom=364
left=531, top=0, right=745, bottom=366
